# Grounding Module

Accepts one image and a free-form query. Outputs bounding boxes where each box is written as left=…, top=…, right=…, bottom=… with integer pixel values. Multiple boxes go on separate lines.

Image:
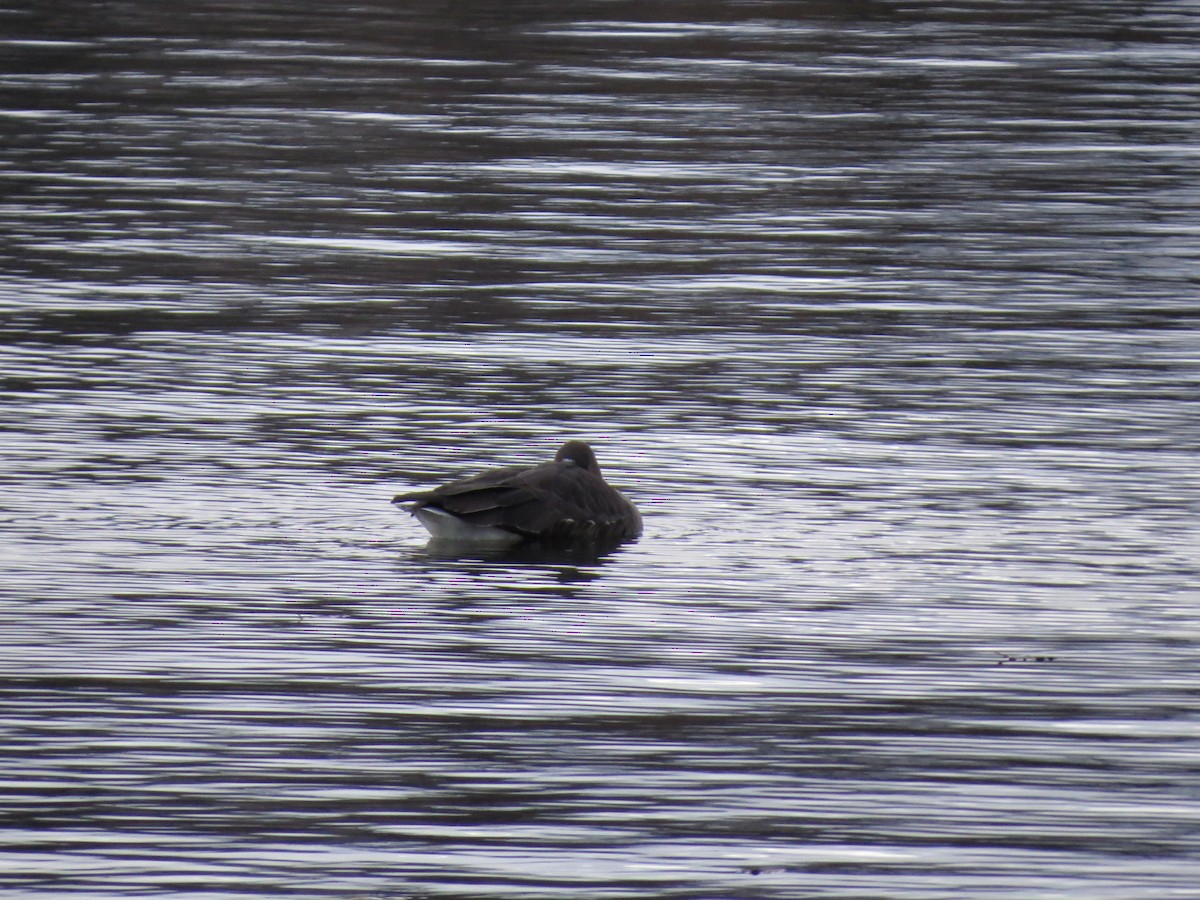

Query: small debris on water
left=995, top=652, right=1057, bottom=666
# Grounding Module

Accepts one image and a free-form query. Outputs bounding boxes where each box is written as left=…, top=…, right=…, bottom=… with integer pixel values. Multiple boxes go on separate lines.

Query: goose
left=393, top=440, right=642, bottom=547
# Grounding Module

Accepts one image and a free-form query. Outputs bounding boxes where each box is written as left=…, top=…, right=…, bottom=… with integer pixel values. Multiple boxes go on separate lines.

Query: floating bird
left=393, top=440, right=642, bottom=547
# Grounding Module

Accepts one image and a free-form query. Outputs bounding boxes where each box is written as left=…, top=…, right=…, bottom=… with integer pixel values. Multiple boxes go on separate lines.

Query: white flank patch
left=411, top=507, right=523, bottom=546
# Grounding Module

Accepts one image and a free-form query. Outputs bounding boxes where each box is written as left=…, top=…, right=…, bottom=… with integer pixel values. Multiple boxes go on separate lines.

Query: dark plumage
left=393, top=440, right=642, bottom=546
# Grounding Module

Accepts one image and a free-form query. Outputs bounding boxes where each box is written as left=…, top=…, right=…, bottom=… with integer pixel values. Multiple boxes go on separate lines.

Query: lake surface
left=2, top=1, right=1199, bottom=897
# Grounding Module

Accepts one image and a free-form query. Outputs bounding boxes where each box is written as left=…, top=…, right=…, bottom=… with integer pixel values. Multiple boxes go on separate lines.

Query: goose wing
left=395, top=460, right=639, bottom=539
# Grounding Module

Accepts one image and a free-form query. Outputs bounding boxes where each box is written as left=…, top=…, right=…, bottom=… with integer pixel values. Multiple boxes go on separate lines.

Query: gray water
left=2, top=1, right=1200, bottom=897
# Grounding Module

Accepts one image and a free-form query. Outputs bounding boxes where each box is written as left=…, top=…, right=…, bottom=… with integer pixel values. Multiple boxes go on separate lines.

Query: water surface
left=2, top=1, right=1199, bottom=897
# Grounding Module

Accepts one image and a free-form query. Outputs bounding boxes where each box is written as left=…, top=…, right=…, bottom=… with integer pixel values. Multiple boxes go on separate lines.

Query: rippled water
left=3, top=1, right=1200, bottom=897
